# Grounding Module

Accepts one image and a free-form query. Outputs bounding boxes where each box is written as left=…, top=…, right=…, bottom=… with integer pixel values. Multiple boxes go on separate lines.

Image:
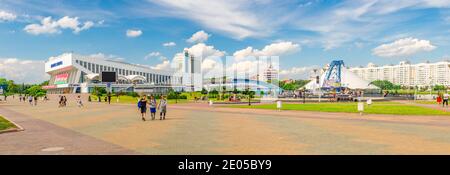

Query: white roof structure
left=304, top=67, right=379, bottom=90
left=85, top=74, right=147, bottom=82
left=86, top=74, right=100, bottom=80
left=125, top=75, right=146, bottom=82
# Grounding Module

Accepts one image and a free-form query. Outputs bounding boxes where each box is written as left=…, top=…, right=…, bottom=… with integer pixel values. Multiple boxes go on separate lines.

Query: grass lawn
left=0, top=116, right=16, bottom=131
left=414, top=100, right=439, bottom=105
left=225, top=102, right=450, bottom=116
left=209, top=98, right=260, bottom=103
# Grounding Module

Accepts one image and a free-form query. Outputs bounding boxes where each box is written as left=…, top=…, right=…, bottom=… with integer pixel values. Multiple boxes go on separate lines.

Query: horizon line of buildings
left=43, top=52, right=281, bottom=95
left=349, top=60, right=450, bottom=87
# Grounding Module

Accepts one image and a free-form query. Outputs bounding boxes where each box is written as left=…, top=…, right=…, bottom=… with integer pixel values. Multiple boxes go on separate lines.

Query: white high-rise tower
left=180, top=49, right=202, bottom=91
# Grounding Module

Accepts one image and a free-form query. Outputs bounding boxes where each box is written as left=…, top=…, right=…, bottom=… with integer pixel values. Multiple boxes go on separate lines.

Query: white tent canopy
left=341, top=68, right=378, bottom=89
left=304, top=67, right=379, bottom=90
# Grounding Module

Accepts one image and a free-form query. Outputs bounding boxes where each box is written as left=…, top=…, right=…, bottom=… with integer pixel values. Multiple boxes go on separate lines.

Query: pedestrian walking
left=158, top=96, right=167, bottom=120
left=28, top=95, right=33, bottom=106
left=437, top=94, right=442, bottom=105
left=33, top=96, right=38, bottom=106
left=58, top=96, right=64, bottom=107
left=107, top=93, right=112, bottom=104
left=149, top=95, right=157, bottom=120
left=19, top=94, right=22, bottom=102
left=443, top=92, right=449, bottom=107
left=138, top=97, right=148, bottom=121
left=76, top=95, right=84, bottom=107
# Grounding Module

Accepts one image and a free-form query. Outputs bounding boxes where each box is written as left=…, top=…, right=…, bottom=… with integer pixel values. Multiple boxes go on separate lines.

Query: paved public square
left=2, top=99, right=450, bottom=155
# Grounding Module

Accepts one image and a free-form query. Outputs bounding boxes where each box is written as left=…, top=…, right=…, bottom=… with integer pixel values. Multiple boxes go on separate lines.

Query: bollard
left=358, top=102, right=364, bottom=116
left=276, top=100, right=282, bottom=111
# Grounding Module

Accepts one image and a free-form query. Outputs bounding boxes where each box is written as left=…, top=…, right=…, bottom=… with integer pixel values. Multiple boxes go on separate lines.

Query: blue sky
left=0, top=0, right=449, bottom=83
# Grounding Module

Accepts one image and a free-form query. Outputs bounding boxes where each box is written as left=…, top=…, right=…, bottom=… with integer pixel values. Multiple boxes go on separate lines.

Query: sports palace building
left=43, top=52, right=202, bottom=94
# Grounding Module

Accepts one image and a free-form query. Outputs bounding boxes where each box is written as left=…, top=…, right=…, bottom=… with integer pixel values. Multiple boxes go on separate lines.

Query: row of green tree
left=90, top=86, right=189, bottom=100
left=0, top=78, right=48, bottom=97
left=370, top=80, right=448, bottom=91
left=278, top=80, right=311, bottom=91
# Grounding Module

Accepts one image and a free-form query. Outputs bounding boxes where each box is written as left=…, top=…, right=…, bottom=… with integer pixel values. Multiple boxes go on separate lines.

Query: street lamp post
left=175, top=90, right=178, bottom=104
left=246, top=88, right=251, bottom=106
left=302, top=88, right=306, bottom=104
left=429, top=76, right=433, bottom=99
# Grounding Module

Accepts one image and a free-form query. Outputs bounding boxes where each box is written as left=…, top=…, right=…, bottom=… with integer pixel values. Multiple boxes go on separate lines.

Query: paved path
left=3, top=99, right=450, bottom=154
left=0, top=104, right=136, bottom=155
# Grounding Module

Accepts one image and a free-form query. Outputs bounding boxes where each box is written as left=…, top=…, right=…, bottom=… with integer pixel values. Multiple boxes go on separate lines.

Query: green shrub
left=127, top=92, right=139, bottom=97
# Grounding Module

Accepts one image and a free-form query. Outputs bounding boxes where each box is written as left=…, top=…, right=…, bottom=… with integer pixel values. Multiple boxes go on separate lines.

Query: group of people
left=58, top=95, right=68, bottom=107
left=436, top=92, right=450, bottom=107
left=138, top=95, right=168, bottom=121
left=17, top=94, right=46, bottom=106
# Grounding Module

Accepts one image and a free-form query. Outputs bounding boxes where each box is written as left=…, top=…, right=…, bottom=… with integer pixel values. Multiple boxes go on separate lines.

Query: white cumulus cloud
left=233, top=42, right=300, bottom=60
left=187, top=30, right=210, bottom=43
left=126, top=29, right=142, bottom=38
left=0, top=10, right=16, bottom=21
left=163, top=42, right=176, bottom=47
left=144, top=52, right=163, bottom=60
left=151, top=60, right=171, bottom=70
left=24, top=16, right=95, bottom=35
left=279, top=66, right=318, bottom=80
left=185, top=43, right=226, bottom=59
left=372, top=37, right=436, bottom=57
left=0, top=58, right=48, bottom=84
left=89, top=53, right=125, bottom=61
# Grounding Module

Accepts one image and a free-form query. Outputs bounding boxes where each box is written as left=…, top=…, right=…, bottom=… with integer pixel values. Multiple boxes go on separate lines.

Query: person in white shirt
left=158, top=96, right=167, bottom=120
left=28, top=95, right=33, bottom=106
left=76, top=95, right=84, bottom=108
left=443, top=92, right=449, bottom=107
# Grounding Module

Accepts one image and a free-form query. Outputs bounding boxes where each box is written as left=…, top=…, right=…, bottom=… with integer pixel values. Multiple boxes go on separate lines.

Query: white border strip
left=0, top=113, right=25, bottom=134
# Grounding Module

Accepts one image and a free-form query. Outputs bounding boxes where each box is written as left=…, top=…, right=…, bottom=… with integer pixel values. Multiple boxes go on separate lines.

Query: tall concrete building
left=349, top=60, right=450, bottom=87
left=263, top=64, right=279, bottom=82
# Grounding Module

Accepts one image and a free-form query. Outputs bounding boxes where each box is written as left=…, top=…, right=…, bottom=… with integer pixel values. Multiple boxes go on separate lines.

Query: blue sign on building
left=0, top=85, right=7, bottom=95
left=51, top=61, right=63, bottom=68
